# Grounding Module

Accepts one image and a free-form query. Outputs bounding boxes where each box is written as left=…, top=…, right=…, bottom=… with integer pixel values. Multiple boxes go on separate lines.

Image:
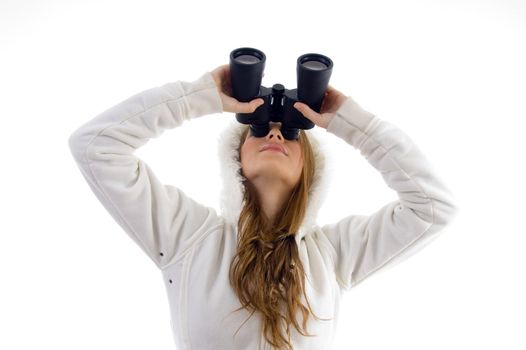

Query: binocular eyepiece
left=229, top=47, right=333, bottom=140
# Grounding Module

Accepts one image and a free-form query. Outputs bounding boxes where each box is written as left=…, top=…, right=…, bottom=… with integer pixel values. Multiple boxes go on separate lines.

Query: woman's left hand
left=293, top=85, right=348, bottom=129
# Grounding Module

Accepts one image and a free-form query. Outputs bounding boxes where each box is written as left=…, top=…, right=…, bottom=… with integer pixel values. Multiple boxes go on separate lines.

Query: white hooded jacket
left=68, top=71, right=458, bottom=350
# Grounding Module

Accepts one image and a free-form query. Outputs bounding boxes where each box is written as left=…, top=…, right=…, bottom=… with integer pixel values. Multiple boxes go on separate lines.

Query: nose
left=266, top=123, right=284, bottom=141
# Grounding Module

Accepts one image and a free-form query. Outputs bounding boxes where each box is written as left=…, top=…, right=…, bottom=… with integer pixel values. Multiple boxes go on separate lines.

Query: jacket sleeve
left=321, top=96, right=459, bottom=291
left=68, top=71, right=224, bottom=270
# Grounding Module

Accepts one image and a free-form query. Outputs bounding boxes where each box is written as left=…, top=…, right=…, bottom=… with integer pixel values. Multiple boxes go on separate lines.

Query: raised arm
left=320, top=96, right=459, bottom=291
left=68, top=71, right=224, bottom=270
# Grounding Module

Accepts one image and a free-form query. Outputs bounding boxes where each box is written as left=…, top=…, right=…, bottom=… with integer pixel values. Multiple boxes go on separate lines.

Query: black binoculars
left=229, top=47, right=333, bottom=140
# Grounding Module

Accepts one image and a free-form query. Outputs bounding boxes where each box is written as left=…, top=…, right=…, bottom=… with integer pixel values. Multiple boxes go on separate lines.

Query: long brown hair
left=228, top=125, right=331, bottom=350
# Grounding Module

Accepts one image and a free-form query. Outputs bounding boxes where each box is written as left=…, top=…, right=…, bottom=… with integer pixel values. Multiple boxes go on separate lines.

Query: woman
left=68, top=64, right=458, bottom=350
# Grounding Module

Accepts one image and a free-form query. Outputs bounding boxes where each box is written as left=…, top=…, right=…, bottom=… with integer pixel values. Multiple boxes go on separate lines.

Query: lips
left=260, top=143, right=288, bottom=156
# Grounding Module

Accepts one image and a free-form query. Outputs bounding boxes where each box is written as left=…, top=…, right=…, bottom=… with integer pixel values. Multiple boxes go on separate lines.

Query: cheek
left=242, top=139, right=258, bottom=154
left=240, top=147, right=246, bottom=165
left=298, top=156, right=305, bottom=170
left=240, top=142, right=252, bottom=165
left=292, top=145, right=302, bottom=159
left=291, top=148, right=304, bottom=168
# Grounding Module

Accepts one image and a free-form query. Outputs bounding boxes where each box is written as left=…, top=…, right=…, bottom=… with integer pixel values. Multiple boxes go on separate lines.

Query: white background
left=1, top=0, right=525, bottom=349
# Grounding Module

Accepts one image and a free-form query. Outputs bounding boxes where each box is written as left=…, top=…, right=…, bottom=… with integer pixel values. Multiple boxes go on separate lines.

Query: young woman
left=68, top=64, right=458, bottom=350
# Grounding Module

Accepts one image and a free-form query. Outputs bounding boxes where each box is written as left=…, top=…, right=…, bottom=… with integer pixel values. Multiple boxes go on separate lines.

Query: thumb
left=294, top=102, right=320, bottom=124
left=240, top=98, right=264, bottom=113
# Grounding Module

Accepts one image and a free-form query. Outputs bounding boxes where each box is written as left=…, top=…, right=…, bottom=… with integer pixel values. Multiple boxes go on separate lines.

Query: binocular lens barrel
left=297, top=53, right=333, bottom=112
left=230, top=47, right=266, bottom=102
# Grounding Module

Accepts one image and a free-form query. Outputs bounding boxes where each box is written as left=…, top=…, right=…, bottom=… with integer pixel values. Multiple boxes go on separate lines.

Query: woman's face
left=240, top=123, right=304, bottom=188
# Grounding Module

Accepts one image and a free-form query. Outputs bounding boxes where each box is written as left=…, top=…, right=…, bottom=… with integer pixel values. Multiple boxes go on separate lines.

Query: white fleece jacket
left=68, top=71, right=458, bottom=350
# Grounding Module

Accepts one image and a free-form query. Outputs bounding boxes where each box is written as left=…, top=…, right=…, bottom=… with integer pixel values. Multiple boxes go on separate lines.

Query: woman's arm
left=319, top=96, right=459, bottom=291
left=68, top=71, right=224, bottom=270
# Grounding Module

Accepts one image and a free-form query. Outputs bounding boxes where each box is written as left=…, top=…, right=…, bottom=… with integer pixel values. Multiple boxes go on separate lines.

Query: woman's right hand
left=211, top=64, right=265, bottom=114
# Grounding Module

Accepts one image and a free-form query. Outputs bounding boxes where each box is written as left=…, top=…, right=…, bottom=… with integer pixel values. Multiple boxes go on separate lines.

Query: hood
left=216, top=119, right=334, bottom=247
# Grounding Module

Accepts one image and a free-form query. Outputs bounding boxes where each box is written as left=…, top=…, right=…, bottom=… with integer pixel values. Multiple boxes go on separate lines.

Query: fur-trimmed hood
left=216, top=119, right=334, bottom=247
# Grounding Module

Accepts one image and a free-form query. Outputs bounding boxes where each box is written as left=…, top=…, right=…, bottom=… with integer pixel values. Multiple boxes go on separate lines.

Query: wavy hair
left=228, top=125, right=331, bottom=350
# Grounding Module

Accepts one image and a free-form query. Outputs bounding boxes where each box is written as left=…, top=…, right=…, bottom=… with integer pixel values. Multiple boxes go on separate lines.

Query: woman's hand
left=211, top=64, right=265, bottom=114
left=293, top=85, right=348, bottom=130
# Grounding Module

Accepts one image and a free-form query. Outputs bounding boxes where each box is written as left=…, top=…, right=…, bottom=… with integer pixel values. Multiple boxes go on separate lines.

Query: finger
left=237, top=98, right=264, bottom=113
left=326, top=85, right=342, bottom=96
left=294, top=102, right=321, bottom=124
left=251, top=98, right=265, bottom=111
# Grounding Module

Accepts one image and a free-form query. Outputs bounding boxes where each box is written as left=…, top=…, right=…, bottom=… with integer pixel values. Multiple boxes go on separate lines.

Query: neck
left=248, top=177, right=293, bottom=226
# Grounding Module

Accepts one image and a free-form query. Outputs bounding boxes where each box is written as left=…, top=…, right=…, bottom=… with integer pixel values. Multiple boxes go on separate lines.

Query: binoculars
left=229, top=47, right=333, bottom=140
